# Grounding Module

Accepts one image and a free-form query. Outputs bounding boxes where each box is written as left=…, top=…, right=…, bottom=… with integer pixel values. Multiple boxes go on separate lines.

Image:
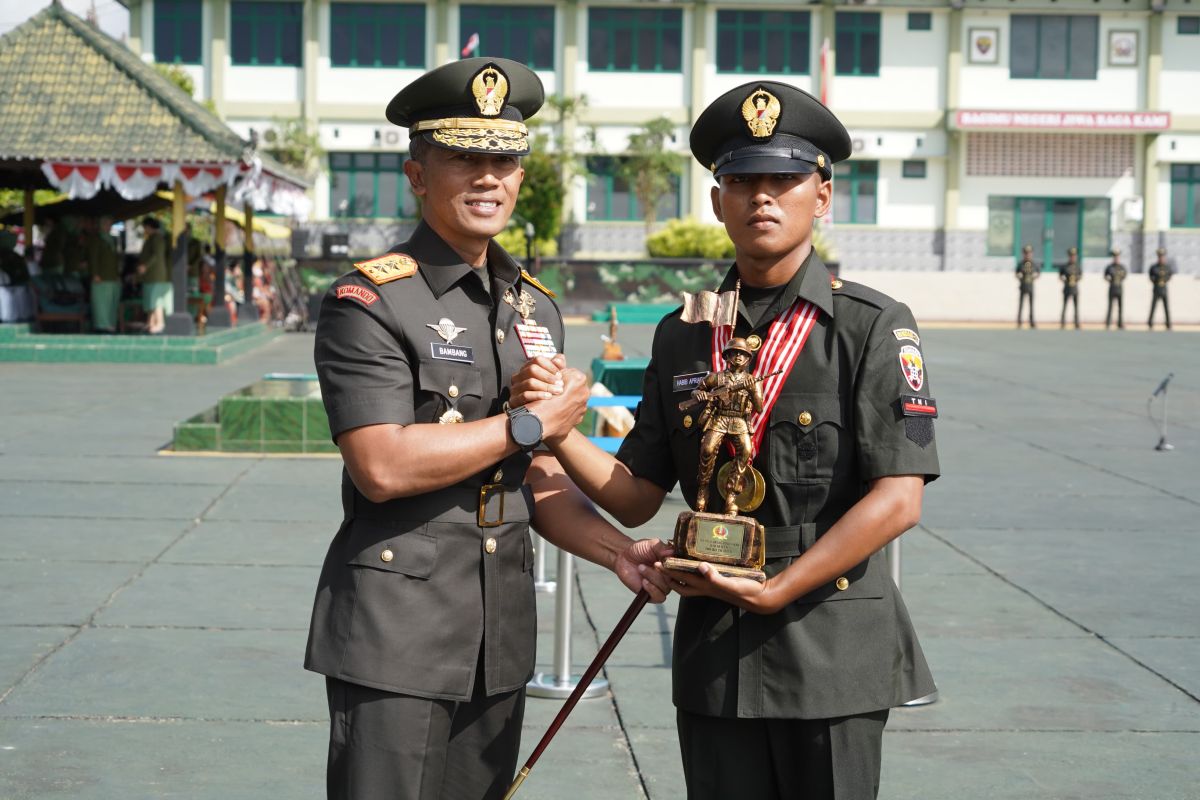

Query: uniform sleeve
left=314, top=278, right=416, bottom=441
left=853, top=303, right=940, bottom=483
left=615, top=319, right=679, bottom=492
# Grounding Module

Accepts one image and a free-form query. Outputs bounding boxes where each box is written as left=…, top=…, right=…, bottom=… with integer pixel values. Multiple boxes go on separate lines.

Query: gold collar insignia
left=521, top=269, right=556, bottom=299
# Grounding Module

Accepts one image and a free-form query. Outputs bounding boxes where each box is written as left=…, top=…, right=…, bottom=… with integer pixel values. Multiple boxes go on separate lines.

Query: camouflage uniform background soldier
left=1016, top=244, right=1038, bottom=328
left=1103, top=248, right=1126, bottom=330
left=1059, top=246, right=1081, bottom=329
left=1148, top=247, right=1172, bottom=330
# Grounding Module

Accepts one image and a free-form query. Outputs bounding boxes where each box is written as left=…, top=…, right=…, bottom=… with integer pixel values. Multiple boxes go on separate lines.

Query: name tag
left=673, top=371, right=707, bottom=393
left=431, top=342, right=474, bottom=363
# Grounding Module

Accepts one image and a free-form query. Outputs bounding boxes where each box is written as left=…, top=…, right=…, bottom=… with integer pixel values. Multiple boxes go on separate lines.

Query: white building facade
left=124, top=0, right=1200, bottom=271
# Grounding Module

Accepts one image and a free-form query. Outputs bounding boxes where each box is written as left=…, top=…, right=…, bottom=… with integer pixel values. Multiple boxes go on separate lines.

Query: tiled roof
left=0, top=3, right=246, bottom=164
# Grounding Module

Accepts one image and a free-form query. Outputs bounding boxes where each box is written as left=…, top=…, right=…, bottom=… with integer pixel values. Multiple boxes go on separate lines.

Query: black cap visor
left=712, top=137, right=829, bottom=180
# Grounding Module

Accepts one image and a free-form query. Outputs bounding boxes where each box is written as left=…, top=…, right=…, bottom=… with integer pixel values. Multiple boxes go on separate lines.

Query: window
left=1170, top=164, right=1200, bottom=228
left=1010, top=15, right=1098, bottom=80
left=460, top=6, right=554, bottom=70
left=716, top=10, right=810, bottom=74
left=1180, top=17, right=1200, bottom=35
left=585, top=157, right=680, bottom=221
left=908, top=12, right=932, bottom=32
left=986, top=197, right=1016, bottom=256
left=231, top=1, right=302, bottom=66
left=588, top=9, right=682, bottom=72
left=331, top=4, right=424, bottom=68
left=902, top=160, right=927, bottom=179
left=835, top=12, right=880, bottom=76
left=154, top=0, right=202, bottom=64
left=328, top=153, right=417, bottom=219
left=832, top=161, right=877, bottom=224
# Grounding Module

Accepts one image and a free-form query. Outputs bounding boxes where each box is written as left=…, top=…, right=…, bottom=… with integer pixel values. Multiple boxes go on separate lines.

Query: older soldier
left=1148, top=247, right=1172, bottom=330
left=1059, top=246, right=1081, bottom=329
left=1016, top=244, right=1038, bottom=328
left=304, top=58, right=671, bottom=800
left=513, top=80, right=938, bottom=800
left=1104, top=248, right=1126, bottom=330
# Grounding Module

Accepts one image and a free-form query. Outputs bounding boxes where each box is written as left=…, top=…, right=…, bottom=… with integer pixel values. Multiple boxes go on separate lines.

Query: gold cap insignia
left=521, top=269, right=557, bottom=299
left=741, top=88, right=781, bottom=139
left=355, top=253, right=418, bottom=285
left=817, top=154, right=825, bottom=169
left=472, top=65, right=509, bottom=118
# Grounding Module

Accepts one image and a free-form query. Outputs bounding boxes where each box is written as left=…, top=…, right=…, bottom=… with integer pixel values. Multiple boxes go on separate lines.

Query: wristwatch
left=506, top=405, right=543, bottom=452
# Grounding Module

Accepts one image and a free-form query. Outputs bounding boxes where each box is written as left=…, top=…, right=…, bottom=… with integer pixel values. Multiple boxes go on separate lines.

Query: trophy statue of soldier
left=664, top=336, right=774, bottom=582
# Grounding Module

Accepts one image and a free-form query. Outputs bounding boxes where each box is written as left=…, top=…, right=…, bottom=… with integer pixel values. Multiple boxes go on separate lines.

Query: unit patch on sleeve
left=899, top=394, right=938, bottom=418
left=335, top=284, right=379, bottom=307
left=898, top=345, right=925, bottom=391
left=354, top=253, right=418, bottom=285
left=892, top=328, right=920, bottom=345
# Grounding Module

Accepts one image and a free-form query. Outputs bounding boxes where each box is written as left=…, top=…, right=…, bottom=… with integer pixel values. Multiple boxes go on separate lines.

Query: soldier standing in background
left=1103, top=248, right=1126, bottom=330
left=84, top=217, right=121, bottom=333
left=137, top=217, right=171, bottom=334
left=1059, top=247, right=1081, bottom=330
left=1016, top=244, right=1038, bottom=328
left=1148, top=247, right=1172, bottom=330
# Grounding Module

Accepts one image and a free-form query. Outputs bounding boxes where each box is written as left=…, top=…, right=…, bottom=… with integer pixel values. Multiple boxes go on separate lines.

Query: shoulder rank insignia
left=354, top=253, right=418, bottom=286
left=521, top=269, right=556, bottom=298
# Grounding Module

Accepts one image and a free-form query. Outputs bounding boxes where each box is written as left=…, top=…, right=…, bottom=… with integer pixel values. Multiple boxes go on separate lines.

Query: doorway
left=1014, top=198, right=1082, bottom=269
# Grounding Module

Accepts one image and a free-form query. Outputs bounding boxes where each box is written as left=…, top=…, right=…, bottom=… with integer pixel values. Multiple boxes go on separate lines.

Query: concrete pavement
left=1, top=322, right=1197, bottom=799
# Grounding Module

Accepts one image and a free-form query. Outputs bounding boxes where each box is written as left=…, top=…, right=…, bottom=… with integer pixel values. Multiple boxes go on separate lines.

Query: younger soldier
left=1016, top=244, right=1038, bottom=328
left=1148, top=247, right=1172, bottom=330
left=1104, top=248, right=1126, bottom=330
left=1059, top=246, right=1081, bottom=329
left=513, top=80, right=938, bottom=800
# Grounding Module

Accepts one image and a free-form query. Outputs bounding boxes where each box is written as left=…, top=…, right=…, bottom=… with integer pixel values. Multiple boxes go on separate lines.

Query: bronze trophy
left=664, top=338, right=776, bottom=583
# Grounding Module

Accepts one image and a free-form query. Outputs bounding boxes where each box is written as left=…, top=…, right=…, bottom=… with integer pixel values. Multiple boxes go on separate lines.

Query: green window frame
left=460, top=6, right=555, bottom=70
left=585, top=157, right=680, bottom=222
left=588, top=9, right=682, bottom=72
left=231, top=1, right=302, bottom=67
left=328, top=153, right=417, bottom=219
left=1179, top=17, right=1200, bottom=35
left=1010, top=15, right=1098, bottom=80
left=331, top=3, right=425, bottom=68
left=908, top=12, right=932, bottom=32
left=154, top=0, right=202, bottom=64
left=834, top=12, right=880, bottom=77
left=715, top=10, right=810, bottom=74
left=1170, top=164, right=1200, bottom=228
left=832, top=161, right=877, bottom=224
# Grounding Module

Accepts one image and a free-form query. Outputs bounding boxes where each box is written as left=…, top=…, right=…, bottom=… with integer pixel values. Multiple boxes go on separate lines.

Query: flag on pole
left=461, top=32, right=480, bottom=58
left=680, top=290, right=738, bottom=327
left=820, top=37, right=831, bottom=106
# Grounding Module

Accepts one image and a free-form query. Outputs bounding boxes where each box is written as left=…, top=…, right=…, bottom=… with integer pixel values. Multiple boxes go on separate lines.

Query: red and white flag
left=461, top=32, right=480, bottom=58
left=820, top=37, right=831, bottom=106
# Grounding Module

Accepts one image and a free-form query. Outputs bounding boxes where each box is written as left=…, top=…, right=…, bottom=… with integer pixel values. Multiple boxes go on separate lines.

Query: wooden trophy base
left=669, top=511, right=766, bottom=583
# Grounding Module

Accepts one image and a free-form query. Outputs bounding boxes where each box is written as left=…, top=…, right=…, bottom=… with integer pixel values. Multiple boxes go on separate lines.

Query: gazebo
left=0, top=1, right=308, bottom=333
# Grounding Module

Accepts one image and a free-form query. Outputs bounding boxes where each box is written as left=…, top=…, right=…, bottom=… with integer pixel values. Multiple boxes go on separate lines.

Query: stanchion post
left=527, top=549, right=608, bottom=699
left=533, top=532, right=555, bottom=594
left=889, top=537, right=938, bottom=707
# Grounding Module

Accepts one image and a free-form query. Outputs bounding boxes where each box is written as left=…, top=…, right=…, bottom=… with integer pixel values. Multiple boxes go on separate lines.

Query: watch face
left=511, top=411, right=543, bottom=448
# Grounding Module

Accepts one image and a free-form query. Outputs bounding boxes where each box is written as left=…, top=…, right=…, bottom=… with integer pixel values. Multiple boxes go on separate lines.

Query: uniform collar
left=719, top=248, right=835, bottom=322
left=403, top=220, right=518, bottom=299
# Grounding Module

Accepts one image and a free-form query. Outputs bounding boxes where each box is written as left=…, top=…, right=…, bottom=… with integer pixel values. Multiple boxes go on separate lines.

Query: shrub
left=645, top=218, right=735, bottom=259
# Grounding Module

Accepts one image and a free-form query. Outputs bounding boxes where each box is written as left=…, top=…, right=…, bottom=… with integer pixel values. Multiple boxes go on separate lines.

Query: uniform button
left=835, top=576, right=849, bottom=591
left=381, top=548, right=394, bottom=563
left=493, top=468, right=504, bottom=482
left=683, top=415, right=693, bottom=429
left=798, top=411, right=813, bottom=426
left=448, top=385, right=460, bottom=399
left=484, top=537, right=498, bottom=554
left=496, top=329, right=505, bottom=343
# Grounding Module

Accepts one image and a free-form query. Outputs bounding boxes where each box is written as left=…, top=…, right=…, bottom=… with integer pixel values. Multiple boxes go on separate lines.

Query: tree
left=618, top=117, right=684, bottom=237
left=261, top=118, right=324, bottom=179
left=154, top=62, right=220, bottom=116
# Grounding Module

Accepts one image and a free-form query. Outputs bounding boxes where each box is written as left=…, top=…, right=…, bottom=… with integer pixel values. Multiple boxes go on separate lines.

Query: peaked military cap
left=691, top=81, right=852, bottom=181
left=386, top=57, right=545, bottom=156
left=1156, top=247, right=1167, bottom=256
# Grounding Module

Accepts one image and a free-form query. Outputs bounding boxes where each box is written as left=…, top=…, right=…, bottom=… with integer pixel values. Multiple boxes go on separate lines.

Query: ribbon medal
left=515, top=321, right=557, bottom=359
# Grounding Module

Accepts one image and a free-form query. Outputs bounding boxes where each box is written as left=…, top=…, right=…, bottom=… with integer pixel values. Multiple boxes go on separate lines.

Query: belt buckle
left=478, top=484, right=505, bottom=528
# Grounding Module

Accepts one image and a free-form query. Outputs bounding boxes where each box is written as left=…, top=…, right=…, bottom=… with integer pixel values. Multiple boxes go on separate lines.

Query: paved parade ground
left=1, top=321, right=1197, bottom=799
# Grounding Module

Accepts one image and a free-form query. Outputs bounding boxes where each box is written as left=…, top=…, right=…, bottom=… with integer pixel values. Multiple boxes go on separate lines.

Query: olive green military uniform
left=306, top=56, right=553, bottom=800
left=617, top=255, right=938, bottom=799
left=1059, top=249, right=1081, bottom=329
left=85, top=229, right=121, bottom=332
left=1016, top=254, right=1038, bottom=328
left=39, top=222, right=65, bottom=274
left=1104, top=252, right=1126, bottom=330
left=140, top=228, right=172, bottom=314
left=1148, top=254, right=1172, bottom=330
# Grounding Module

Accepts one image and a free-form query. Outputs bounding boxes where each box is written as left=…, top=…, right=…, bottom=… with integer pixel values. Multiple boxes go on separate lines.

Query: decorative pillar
left=689, top=2, right=711, bottom=222
left=241, top=201, right=257, bottom=325
left=165, top=180, right=197, bottom=335
left=207, top=185, right=233, bottom=328
left=22, top=187, right=34, bottom=258
left=1139, top=10, right=1164, bottom=270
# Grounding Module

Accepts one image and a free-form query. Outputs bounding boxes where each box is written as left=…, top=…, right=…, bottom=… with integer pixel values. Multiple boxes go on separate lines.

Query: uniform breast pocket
left=346, top=520, right=437, bottom=579
left=769, top=393, right=845, bottom=484
left=416, top=359, right=484, bottom=423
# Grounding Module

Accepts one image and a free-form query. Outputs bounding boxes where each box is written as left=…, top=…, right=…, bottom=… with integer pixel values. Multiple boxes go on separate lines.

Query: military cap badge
left=741, top=88, right=781, bottom=139
left=472, top=66, right=508, bottom=117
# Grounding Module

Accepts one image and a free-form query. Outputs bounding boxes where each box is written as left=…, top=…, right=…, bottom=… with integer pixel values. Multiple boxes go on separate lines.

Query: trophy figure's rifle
left=676, top=369, right=783, bottom=412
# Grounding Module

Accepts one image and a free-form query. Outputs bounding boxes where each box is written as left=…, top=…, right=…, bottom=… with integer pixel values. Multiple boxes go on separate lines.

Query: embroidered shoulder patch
left=354, top=253, right=418, bottom=285
left=336, top=284, right=379, bottom=307
left=521, top=269, right=556, bottom=298
left=893, top=328, right=920, bottom=345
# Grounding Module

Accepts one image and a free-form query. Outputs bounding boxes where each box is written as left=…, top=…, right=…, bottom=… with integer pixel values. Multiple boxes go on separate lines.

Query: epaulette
left=354, top=252, right=418, bottom=286
left=520, top=269, right=556, bottom=298
left=830, top=278, right=894, bottom=310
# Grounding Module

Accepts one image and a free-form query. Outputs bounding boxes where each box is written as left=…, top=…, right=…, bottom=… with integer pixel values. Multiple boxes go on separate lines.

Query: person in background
left=137, top=217, right=170, bottom=334
left=1103, top=248, right=1126, bottom=330
left=1147, top=247, right=1172, bottom=331
left=1015, top=244, right=1038, bottom=328
left=1059, top=246, right=1081, bottom=330
left=84, top=217, right=120, bottom=333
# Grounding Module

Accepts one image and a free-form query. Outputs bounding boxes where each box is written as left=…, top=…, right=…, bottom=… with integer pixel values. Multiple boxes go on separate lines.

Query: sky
left=0, top=0, right=129, bottom=39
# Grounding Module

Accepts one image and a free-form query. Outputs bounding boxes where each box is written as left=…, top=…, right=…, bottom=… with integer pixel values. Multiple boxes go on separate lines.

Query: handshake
left=509, top=354, right=592, bottom=445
